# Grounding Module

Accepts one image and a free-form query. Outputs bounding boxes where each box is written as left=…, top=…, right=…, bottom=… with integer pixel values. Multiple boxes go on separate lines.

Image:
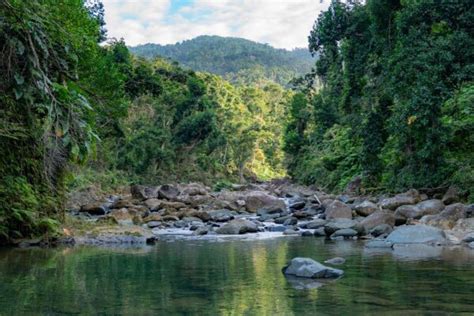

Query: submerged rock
left=282, top=257, right=344, bottom=278
left=324, top=257, right=346, bottom=265
left=365, top=240, right=393, bottom=248
left=215, top=219, right=258, bottom=234
left=386, top=225, right=446, bottom=245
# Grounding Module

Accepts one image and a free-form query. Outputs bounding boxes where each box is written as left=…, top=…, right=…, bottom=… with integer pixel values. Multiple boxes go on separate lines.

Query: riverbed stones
left=80, top=202, right=107, bottom=215
left=283, top=217, right=298, bottom=226
left=420, top=203, right=467, bottom=229
left=215, top=218, right=258, bottom=234
left=354, top=200, right=378, bottom=217
left=360, top=210, right=395, bottom=232
left=207, top=210, right=237, bottom=222
left=331, top=228, right=358, bottom=239
left=324, top=219, right=361, bottom=235
left=282, top=257, right=344, bottom=278
left=245, top=191, right=286, bottom=213
left=305, top=219, right=327, bottom=229
left=386, top=225, right=447, bottom=245
left=369, top=224, right=393, bottom=237
left=379, top=189, right=420, bottom=210
left=325, top=200, right=352, bottom=220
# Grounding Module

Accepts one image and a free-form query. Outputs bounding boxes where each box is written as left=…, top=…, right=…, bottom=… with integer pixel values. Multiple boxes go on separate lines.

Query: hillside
left=129, top=35, right=314, bottom=85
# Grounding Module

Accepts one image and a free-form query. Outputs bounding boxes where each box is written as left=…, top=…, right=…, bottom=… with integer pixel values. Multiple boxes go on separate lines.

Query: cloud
left=102, top=0, right=330, bottom=49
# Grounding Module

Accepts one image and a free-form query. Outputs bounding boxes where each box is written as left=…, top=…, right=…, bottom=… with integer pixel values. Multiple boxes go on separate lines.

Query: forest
left=0, top=0, right=473, bottom=244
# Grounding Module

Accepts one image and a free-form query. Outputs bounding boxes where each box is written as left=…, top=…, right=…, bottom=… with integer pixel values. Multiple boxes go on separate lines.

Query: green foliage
left=130, top=35, right=314, bottom=86
left=286, top=0, right=474, bottom=198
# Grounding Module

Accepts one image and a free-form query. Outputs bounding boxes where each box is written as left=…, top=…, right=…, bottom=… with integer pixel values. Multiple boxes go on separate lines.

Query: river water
left=0, top=237, right=473, bottom=315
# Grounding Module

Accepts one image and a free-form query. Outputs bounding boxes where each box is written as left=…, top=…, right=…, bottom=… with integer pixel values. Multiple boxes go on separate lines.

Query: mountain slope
left=129, top=35, right=314, bottom=85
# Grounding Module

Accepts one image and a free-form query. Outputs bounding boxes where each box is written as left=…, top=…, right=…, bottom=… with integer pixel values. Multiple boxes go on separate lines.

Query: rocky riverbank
left=23, top=181, right=474, bottom=250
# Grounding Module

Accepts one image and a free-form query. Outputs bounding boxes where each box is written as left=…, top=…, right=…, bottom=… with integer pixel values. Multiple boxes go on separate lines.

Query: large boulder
left=379, top=189, right=420, bottom=210
left=325, top=200, right=352, bottom=220
left=215, top=219, right=258, bottom=234
left=360, top=210, right=395, bottom=232
left=282, top=257, right=344, bottom=278
left=179, top=183, right=209, bottom=196
left=420, top=203, right=467, bottom=229
left=324, top=219, right=362, bottom=235
left=305, top=219, right=327, bottom=229
left=108, top=208, right=134, bottom=225
left=395, top=199, right=445, bottom=220
left=131, top=185, right=159, bottom=200
left=245, top=191, right=286, bottom=213
left=354, top=200, right=378, bottom=217
left=442, top=186, right=460, bottom=205
left=158, top=184, right=180, bottom=200
left=386, top=225, right=447, bottom=245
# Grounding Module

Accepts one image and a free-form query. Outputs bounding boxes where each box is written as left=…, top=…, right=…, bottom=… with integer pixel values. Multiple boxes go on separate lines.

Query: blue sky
left=102, top=0, right=330, bottom=49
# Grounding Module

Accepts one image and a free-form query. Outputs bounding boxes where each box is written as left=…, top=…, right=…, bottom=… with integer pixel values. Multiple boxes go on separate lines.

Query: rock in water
left=282, top=257, right=344, bottom=278
left=215, top=219, right=258, bottom=234
left=386, top=225, right=447, bottom=245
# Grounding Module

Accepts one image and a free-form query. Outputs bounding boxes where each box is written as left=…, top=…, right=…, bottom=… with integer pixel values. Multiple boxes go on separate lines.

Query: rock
left=305, top=219, right=327, bottom=229
left=442, top=186, right=460, bottom=205
left=131, top=185, right=159, bottom=200
left=207, top=209, right=237, bottom=222
left=345, top=176, right=362, bottom=194
left=420, top=203, right=467, bottom=229
left=162, top=215, right=179, bottom=222
left=160, top=201, right=187, bottom=211
left=258, top=213, right=281, bottom=222
left=142, top=213, right=162, bottom=223
left=369, top=224, right=393, bottom=237
left=188, top=211, right=211, bottom=222
left=266, top=225, right=287, bottom=232
left=147, top=221, right=161, bottom=228
left=283, top=229, right=299, bottom=235
left=462, top=232, right=474, bottom=243
left=282, top=257, right=344, bottom=278
left=274, top=215, right=293, bottom=224
left=289, top=200, right=306, bottom=210
left=324, top=219, right=362, bottom=235
left=452, top=218, right=474, bottom=231
left=468, top=242, right=474, bottom=249
left=325, top=200, right=352, bottom=220
left=379, top=189, right=420, bottom=210
left=245, top=191, right=286, bottom=213
left=394, top=205, right=420, bottom=220
left=354, top=201, right=378, bottom=217
left=180, top=183, right=209, bottom=196
left=215, top=219, right=258, bottom=234
left=324, top=257, right=346, bottom=265
left=386, top=225, right=447, bottom=245
left=110, top=198, right=134, bottom=209
left=331, top=228, right=358, bottom=238
left=80, top=202, right=107, bottom=215
left=158, top=184, right=180, bottom=200
left=108, top=208, right=134, bottom=225
left=301, top=231, right=314, bottom=237
left=193, top=226, right=209, bottom=236
left=360, top=210, right=395, bottom=232
left=292, top=210, right=313, bottom=219
left=144, top=199, right=162, bottom=211
left=416, top=199, right=445, bottom=216
left=283, top=217, right=298, bottom=226
left=313, top=227, right=326, bottom=237
left=365, top=240, right=393, bottom=248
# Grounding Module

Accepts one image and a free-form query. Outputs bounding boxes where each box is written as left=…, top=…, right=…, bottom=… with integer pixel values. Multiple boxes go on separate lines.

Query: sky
left=102, top=0, right=330, bottom=50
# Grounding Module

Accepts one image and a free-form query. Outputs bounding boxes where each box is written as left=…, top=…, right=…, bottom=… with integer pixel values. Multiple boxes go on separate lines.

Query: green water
left=0, top=238, right=473, bottom=315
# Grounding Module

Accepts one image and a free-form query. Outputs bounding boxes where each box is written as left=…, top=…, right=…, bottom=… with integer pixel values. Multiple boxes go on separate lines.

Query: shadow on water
left=0, top=238, right=473, bottom=314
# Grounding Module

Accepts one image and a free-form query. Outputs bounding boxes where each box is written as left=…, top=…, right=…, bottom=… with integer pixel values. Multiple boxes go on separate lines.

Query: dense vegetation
left=1, top=0, right=473, bottom=243
left=0, top=0, right=288, bottom=243
left=284, top=0, right=474, bottom=200
left=130, top=36, right=314, bottom=85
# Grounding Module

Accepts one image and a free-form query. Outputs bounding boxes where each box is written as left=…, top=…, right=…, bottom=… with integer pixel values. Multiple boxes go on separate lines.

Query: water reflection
left=0, top=238, right=473, bottom=314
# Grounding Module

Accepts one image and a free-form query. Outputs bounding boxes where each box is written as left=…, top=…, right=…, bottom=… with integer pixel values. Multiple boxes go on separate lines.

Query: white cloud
left=102, top=0, right=330, bottom=49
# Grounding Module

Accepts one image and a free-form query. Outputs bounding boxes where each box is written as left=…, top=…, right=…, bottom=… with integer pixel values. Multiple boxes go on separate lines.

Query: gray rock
left=360, top=210, right=395, bottom=232
left=289, top=200, right=306, bottom=210
left=283, top=217, right=298, bottom=226
left=386, top=225, right=446, bottom=245
left=379, top=189, right=420, bottom=210
left=258, top=213, right=281, bottom=222
left=365, top=240, right=393, bottom=248
left=215, top=218, right=258, bottom=234
left=468, top=242, right=474, bottom=249
left=305, top=219, right=327, bottom=229
left=325, top=200, right=352, bottom=220
left=275, top=215, right=293, bottom=224
left=324, top=257, right=346, bottom=265
left=146, top=221, right=161, bottom=228
left=283, top=257, right=344, bottom=278
left=158, top=184, right=180, bottom=200
left=354, top=201, right=378, bottom=217
left=331, top=228, right=358, bottom=238
left=442, top=186, right=460, bottom=205
left=313, top=227, right=326, bottom=237
left=131, top=185, right=159, bottom=200
left=324, top=219, right=362, bottom=236
left=283, top=228, right=299, bottom=235
left=420, top=203, right=467, bottom=229
left=193, top=226, right=209, bottom=236
left=266, top=225, right=286, bottom=232
left=207, top=209, right=237, bottom=222
left=370, top=224, right=393, bottom=237
left=301, top=231, right=314, bottom=237
left=416, top=199, right=445, bottom=216
left=462, top=232, right=474, bottom=243
left=245, top=191, right=286, bottom=213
